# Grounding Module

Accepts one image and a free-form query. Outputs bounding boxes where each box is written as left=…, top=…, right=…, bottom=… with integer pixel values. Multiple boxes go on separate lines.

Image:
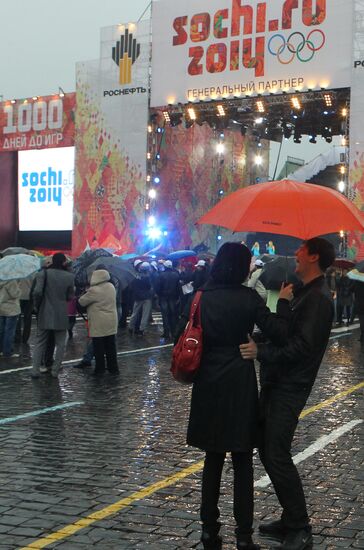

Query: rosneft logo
left=112, top=28, right=141, bottom=85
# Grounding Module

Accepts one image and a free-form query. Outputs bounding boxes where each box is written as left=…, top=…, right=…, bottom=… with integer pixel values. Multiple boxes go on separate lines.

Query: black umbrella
left=86, top=257, right=137, bottom=290
left=259, top=256, right=300, bottom=291
left=73, top=249, right=113, bottom=288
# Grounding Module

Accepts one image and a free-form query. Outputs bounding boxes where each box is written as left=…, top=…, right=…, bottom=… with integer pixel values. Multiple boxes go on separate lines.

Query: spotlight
left=218, top=189, right=224, bottom=196
left=217, top=105, right=225, bottom=117
left=148, top=189, right=157, bottom=199
left=217, top=235, right=223, bottom=241
left=147, top=125, right=152, bottom=133
left=342, top=107, right=348, bottom=117
left=256, top=100, right=265, bottom=113
left=148, top=215, right=156, bottom=226
left=58, top=87, right=65, bottom=98
left=216, top=143, right=225, bottom=154
left=32, top=96, right=38, bottom=101
left=340, top=166, right=346, bottom=175
left=219, top=132, right=225, bottom=139
left=157, top=127, right=164, bottom=133
left=155, top=153, right=161, bottom=160
left=255, top=117, right=264, bottom=124
left=10, top=99, right=16, bottom=104
left=291, top=97, right=301, bottom=110
left=254, top=155, right=263, bottom=166
left=148, top=227, right=162, bottom=239
left=324, top=93, right=333, bottom=107
left=162, top=111, right=171, bottom=123
left=154, top=176, right=160, bottom=184
left=338, top=181, right=346, bottom=193
left=187, top=107, right=197, bottom=120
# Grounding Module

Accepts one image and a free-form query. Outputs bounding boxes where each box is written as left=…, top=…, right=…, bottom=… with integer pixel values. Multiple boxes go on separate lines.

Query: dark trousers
left=92, top=335, right=118, bottom=373
left=259, top=386, right=310, bottom=530
left=15, top=300, right=33, bottom=344
left=358, top=313, right=364, bottom=341
left=159, top=297, right=178, bottom=337
left=336, top=302, right=351, bottom=324
left=201, top=451, right=254, bottom=534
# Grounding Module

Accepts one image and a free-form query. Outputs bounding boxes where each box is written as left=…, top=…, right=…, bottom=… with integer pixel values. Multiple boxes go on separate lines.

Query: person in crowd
left=335, top=268, right=354, bottom=326
left=67, top=296, right=77, bottom=339
left=15, top=273, right=35, bottom=345
left=156, top=259, right=181, bottom=339
left=240, top=237, right=335, bottom=550
left=192, top=260, right=210, bottom=291
left=128, top=262, right=153, bottom=337
left=78, top=268, right=119, bottom=375
left=352, top=280, right=364, bottom=343
left=175, top=242, right=293, bottom=550
left=179, top=262, right=195, bottom=312
left=247, top=259, right=267, bottom=303
left=251, top=242, right=260, bottom=256
left=266, top=241, right=276, bottom=255
left=31, top=253, right=75, bottom=378
left=0, top=278, right=21, bottom=358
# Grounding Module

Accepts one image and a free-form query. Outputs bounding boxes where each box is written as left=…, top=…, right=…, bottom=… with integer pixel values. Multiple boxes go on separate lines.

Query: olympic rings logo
left=268, top=30, right=325, bottom=64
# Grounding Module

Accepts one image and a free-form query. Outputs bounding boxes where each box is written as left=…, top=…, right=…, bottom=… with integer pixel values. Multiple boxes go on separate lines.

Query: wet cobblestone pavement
left=0, top=316, right=363, bottom=549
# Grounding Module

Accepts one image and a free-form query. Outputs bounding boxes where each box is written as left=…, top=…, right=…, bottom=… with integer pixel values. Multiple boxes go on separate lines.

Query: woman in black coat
left=176, top=243, right=292, bottom=550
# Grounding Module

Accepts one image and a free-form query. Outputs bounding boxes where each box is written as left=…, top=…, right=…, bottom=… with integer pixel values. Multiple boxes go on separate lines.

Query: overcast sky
left=0, top=0, right=151, bottom=100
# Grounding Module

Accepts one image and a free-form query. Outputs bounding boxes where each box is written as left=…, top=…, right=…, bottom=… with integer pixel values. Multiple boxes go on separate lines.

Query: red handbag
left=171, top=291, right=203, bottom=384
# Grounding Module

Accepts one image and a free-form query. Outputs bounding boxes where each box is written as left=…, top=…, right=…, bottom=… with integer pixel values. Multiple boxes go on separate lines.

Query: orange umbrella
left=197, top=179, right=364, bottom=240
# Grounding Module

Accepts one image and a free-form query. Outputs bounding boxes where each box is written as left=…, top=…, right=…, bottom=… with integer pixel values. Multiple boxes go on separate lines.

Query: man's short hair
left=52, top=252, right=67, bottom=268
left=304, top=237, right=335, bottom=272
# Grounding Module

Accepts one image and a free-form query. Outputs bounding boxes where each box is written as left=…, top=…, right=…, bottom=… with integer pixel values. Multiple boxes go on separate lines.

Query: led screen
left=18, top=146, right=75, bottom=231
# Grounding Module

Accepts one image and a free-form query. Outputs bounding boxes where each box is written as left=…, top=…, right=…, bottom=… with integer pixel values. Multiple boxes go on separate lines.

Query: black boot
left=282, top=528, right=313, bottom=550
left=259, top=519, right=286, bottom=542
left=201, top=523, right=222, bottom=549
left=235, top=529, right=260, bottom=549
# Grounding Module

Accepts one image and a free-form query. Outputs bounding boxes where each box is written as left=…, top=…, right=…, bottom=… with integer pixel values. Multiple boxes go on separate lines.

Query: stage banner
left=0, top=94, right=75, bottom=152
left=151, top=0, right=352, bottom=107
left=73, top=21, right=150, bottom=256
left=348, top=0, right=364, bottom=260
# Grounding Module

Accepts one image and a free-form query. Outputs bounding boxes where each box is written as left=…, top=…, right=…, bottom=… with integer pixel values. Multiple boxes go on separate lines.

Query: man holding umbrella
left=240, top=237, right=335, bottom=550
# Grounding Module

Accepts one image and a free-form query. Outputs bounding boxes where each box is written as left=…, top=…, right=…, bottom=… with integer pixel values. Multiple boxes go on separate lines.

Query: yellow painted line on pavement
left=20, top=380, right=364, bottom=549
left=300, top=380, right=364, bottom=418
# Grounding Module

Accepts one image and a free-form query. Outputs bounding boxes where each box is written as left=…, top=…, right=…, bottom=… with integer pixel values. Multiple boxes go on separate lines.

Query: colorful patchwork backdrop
left=73, top=22, right=150, bottom=256
left=153, top=122, right=256, bottom=252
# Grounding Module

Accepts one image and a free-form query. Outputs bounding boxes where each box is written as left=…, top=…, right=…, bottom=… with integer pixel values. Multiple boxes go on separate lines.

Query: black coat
left=353, top=281, right=364, bottom=314
left=176, top=282, right=290, bottom=453
left=257, top=276, right=334, bottom=389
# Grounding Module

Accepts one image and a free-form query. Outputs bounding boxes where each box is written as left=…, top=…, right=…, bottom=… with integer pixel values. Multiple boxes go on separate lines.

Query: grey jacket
left=34, top=268, right=74, bottom=330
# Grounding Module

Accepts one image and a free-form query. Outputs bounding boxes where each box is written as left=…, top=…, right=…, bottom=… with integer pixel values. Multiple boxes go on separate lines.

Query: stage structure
left=147, top=0, right=364, bottom=258
left=73, top=21, right=150, bottom=256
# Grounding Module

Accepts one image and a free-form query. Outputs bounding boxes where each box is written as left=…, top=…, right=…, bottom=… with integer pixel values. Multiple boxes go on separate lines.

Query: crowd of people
left=0, top=240, right=364, bottom=549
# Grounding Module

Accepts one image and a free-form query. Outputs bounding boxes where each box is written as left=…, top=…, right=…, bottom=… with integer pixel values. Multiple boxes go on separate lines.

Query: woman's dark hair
left=304, top=237, right=335, bottom=271
left=210, top=242, right=252, bottom=285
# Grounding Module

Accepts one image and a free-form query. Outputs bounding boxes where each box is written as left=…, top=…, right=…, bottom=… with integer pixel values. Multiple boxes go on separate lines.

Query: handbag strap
left=42, top=269, right=48, bottom=298
left=189, top=290, right=202, bottom=328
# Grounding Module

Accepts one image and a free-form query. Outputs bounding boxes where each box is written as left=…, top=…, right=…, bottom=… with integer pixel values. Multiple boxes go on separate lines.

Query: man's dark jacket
left=156, top=268, right=180, bottom=299
left=257, top=276, right=334, bottom=389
